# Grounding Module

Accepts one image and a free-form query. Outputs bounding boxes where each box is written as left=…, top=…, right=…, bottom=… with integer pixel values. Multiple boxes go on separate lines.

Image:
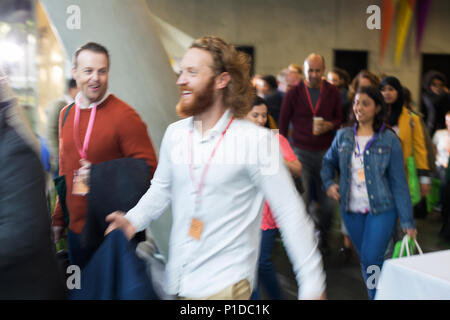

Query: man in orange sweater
left=52, top=42, right=157, bottom=267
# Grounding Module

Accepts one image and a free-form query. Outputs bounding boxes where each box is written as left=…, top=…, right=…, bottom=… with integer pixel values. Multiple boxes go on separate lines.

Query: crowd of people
left=0, top=34, right=449, bottom=300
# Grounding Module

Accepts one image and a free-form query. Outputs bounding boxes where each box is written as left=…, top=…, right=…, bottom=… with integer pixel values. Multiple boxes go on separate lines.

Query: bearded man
left=106, top=36, right=326, bottom=300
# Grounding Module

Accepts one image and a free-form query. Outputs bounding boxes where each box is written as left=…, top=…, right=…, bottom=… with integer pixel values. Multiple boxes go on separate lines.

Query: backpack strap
left=62, top=103, right=74, bottom=128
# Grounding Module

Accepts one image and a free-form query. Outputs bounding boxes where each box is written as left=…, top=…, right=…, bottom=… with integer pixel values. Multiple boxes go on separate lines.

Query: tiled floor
left=269, top=210, right=450, bottom=300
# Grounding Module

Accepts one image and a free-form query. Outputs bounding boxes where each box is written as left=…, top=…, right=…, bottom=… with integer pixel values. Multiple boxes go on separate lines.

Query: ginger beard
left=176, top=75, right=217, bottom=118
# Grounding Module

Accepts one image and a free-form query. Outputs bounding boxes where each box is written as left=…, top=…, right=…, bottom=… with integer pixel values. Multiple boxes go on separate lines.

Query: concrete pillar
left=40, top=0, right=179, bottom=257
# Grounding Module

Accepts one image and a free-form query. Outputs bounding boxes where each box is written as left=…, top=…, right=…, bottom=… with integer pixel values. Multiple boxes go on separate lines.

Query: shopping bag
left=406, top=156, right=421, bottom=206
left=392, top=234, right=423, bottom=259
left=426, top=178, right=441, bottom=213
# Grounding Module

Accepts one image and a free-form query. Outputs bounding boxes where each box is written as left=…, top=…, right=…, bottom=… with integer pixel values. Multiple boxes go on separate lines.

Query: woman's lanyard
left=304, top=79, right=323, bottom=116
left=73, top=98, right=97, bottom=160
left=188, top=116, right=234, bottom=207
left=353, top=123, right=385, bottom=164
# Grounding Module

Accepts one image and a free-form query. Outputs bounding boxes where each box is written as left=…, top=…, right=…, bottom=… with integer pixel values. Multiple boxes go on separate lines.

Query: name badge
left=357, top=168, right=365, bottom=182
left=72, top=170, right=89, bottom=195
left=188, top=217, right=204, bottom=240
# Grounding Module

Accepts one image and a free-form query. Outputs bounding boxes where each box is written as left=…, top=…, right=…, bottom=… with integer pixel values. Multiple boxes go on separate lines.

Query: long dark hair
left=353, top=86, right=387, bottom=133
left=380, top=76, right=404, bottom=127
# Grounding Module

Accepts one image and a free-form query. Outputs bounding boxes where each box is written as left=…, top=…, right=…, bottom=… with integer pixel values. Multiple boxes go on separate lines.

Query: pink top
left=261, top=133, right=298, bottom=231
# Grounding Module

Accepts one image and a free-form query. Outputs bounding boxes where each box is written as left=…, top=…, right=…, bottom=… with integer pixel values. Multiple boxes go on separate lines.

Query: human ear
left=216, top=72, right=231, bottom=90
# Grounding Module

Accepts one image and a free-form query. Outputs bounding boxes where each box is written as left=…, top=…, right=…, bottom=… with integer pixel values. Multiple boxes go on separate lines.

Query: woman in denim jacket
left=321, top=86, right=417, bottom=300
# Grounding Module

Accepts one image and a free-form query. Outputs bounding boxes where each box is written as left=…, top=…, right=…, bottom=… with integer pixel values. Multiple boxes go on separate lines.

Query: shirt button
left=366, top=150, right=370, bottom=155
left=366, top=166, right=370, bottom=170
left=370, top=195, right=374, bottom=199
left=373, top=209, right=377, bottom=213
left=378, top=148, right=382, bottom=153
left=368, top=180, right=372, bottom=184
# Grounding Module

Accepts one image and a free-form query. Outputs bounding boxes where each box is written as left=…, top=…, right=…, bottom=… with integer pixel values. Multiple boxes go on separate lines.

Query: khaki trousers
left=179, top=279, right=251, bottom=300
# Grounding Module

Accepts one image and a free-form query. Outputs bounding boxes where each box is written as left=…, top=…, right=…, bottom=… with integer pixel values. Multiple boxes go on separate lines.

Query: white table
left=375, top=249, right=450, bottom=300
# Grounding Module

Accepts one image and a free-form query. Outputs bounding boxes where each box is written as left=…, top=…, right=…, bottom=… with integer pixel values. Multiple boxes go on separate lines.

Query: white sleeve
left=432, top=130, right=441, bottom=146
left=125, top=126, right=173, bottom=232
left=247, top=130, right=326, bottom=299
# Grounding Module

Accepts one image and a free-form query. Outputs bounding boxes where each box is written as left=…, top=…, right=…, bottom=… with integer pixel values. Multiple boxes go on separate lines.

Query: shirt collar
left=191, top=108, right=232, bottom=140
left=75, top=92, right=110, bottom=109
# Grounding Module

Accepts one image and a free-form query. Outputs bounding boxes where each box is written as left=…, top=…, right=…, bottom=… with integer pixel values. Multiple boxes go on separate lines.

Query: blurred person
left=105, top=36, right=326, bottom=300
left=346, top=70, right=380, bottom=124
left=277, top=68, right=289, bottom=94
left=0, top=68, right=65, bottom=299
left=422, top=70, right=450, bottom=136
left=432, top=111, right=450, bottom=212
left=278, top=53, right=342, bottom=253
left=252, top=73, right=264, bottom=97
left=246, top=96, right=302, bottom=300
left=380, top=76, right=432, bottom=198
left=381, top=77, right=433, bottom=225
left=47, top=78, right=79, bottom=177
left=403, top=86, right=415, bottom=112
left=286, top=64, right=303, bottom=92
left=51, top=42, right=157, bottom=268
left=321, top=86, right=417, bottom=299
left=259, top=75, right=283, bottom=125
left=328, top=67, right=351, bottom=124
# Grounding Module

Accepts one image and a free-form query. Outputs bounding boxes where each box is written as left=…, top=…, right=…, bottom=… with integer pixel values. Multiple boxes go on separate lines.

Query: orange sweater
left=52, top=94, right=157, bottom=233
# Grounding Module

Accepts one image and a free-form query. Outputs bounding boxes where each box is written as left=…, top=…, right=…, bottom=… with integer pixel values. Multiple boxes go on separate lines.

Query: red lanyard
left=304, top=79, right=323, bottom=116
left=73, top=98, right=97, bottom=159
left=188, top=116, right=234, bottom=205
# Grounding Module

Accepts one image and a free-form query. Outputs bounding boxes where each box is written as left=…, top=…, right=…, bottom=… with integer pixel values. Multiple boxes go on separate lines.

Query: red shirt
left=52, top=95, right=157, bottom=233
left=261, top=133, right=298, bottom=230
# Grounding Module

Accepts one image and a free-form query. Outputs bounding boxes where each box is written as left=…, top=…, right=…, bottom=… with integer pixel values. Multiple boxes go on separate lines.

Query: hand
left=105, top=211, right=136, bottom=240
left=420, top=183, right=431, bottom=197
left=326, top=184, right=340, bottom=201
left=52, top=226, right=64, bottom=243
left=402, top=228, right=418, bottom=240
left=78, top=159, right=91, bottom=185
left=316, top=121, right=334, bottom=135
left=443, top=86, right=450, bottom=94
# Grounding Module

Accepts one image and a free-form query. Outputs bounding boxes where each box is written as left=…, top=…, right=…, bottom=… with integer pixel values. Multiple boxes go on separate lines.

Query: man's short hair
left=68, top=78, right=77, bottom=89
left=73, top=42, right=110, bottom=68
left=190, top=36, right=254, bottom=118
left=262, top=75, right=278, bottom=91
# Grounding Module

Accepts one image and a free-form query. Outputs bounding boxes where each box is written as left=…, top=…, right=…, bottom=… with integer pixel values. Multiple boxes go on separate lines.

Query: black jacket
left=0, top=103, right=65, bottom=299
left=80, top=158, right=151, bottom=255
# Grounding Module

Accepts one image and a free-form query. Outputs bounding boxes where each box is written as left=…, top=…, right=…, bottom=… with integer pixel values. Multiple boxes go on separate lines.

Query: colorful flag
left=380, top=0, right=396, bottom=63
left=416, top=0, right=432, bottom=54
left=395, top=0, right=416, bottom=66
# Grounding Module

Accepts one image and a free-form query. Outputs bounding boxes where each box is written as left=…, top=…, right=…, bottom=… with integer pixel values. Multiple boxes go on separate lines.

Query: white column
left=40, top=0, right=180, bottom=257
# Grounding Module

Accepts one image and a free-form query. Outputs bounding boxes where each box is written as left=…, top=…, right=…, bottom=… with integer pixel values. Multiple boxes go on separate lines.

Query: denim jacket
left=321, top=127, right=416, bottom=229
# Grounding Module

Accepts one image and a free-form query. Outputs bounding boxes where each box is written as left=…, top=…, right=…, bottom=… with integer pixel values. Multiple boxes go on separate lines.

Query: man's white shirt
left=125, top=108, right=326, bottom=299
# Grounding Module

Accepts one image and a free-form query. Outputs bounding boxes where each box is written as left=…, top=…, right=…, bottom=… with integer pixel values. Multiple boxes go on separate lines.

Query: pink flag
left=416, top=0, right=432, bottom=54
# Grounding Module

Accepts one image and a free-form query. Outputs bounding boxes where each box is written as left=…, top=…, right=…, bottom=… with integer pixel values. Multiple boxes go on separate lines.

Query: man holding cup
left=279, top=54, right=342, bottom=253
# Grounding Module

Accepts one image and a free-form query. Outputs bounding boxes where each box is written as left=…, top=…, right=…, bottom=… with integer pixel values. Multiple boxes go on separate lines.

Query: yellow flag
left=395, top=0, right=416, bottom=66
